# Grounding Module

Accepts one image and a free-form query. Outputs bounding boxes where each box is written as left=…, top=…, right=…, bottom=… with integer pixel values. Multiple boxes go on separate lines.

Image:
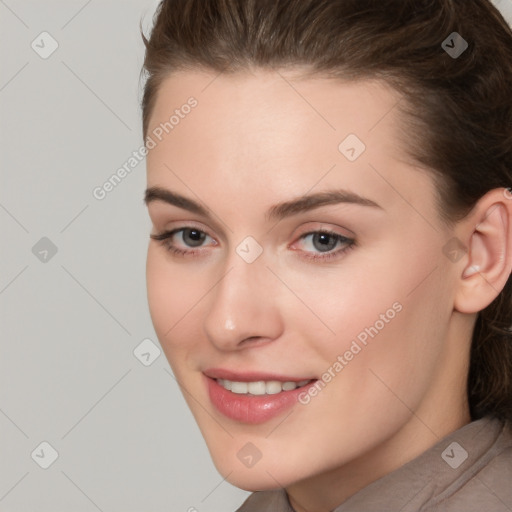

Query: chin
left=210, top=450, right=301, bottom=491
left=224, top=469, right=290, bottom=492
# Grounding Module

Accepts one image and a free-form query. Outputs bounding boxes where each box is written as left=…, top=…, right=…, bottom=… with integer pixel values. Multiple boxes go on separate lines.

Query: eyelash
left=150, top=227, right=356, bottom=262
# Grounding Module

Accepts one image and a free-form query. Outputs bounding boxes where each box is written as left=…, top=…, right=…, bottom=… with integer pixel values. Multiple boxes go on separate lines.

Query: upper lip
left=203, top=368, right=315, bottom=382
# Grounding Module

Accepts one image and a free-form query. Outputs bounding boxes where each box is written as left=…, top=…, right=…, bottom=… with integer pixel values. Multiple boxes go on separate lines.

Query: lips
left=203, top=368, right=317, bottom=424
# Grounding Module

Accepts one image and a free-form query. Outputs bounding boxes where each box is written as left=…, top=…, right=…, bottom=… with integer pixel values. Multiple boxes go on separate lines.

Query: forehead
left=147, top=68, right=407, bottom=152
left=145, top=68, right=434, bottom=215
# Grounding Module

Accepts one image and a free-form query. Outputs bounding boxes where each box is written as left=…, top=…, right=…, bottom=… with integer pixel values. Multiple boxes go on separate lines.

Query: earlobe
left=454, top=189, right=512, bottom=314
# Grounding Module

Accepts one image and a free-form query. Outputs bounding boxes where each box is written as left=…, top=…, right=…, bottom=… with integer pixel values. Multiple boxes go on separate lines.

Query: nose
left=202, top=255, right=284, bottom=351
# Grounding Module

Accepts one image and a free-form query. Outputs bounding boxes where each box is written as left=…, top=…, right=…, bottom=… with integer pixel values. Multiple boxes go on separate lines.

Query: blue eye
left=295, top=230, right=355, bottom=261
left=150, top=227, right=355, bottom=262
left=175, top=228, right=208, bottom=247
left=302, top=232, right=343, bottom=252
left=150, top=227, right=214, bottom=257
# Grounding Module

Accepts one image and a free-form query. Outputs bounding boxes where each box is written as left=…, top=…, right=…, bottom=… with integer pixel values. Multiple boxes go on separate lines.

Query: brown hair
left=140, top=0, right=512, bottom=423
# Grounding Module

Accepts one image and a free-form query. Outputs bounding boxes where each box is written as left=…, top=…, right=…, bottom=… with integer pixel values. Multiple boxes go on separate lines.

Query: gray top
left=236, top=415, right=512, bottom=511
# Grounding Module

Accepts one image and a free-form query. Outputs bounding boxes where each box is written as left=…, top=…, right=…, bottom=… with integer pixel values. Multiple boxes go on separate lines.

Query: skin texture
left=144, top=69, right=512, bottom=512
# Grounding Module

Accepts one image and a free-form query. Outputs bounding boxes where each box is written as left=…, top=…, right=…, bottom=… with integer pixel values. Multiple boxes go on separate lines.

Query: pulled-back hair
left=140, top=0, right=512, bottom=423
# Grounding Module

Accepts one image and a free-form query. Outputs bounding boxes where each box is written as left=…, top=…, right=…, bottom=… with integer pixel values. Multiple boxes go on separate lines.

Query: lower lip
left=205, top=376, right=316, bottom=424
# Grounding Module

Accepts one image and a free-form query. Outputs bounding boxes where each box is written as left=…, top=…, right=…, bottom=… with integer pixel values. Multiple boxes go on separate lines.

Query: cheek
left=338, top=279, right=450, bottom=431
left=292, top=239, right=450, bottom=407
left=280, top=252, right=406, bottom=361
left=146, top=246, right=202, bottom=355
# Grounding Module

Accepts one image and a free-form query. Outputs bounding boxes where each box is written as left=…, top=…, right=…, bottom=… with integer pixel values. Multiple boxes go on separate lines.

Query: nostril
left=240, top=336, right=267, bottom=346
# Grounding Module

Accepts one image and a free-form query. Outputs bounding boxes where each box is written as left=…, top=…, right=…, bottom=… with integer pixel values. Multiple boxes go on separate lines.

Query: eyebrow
left=144, top=186, right=382, bottom=222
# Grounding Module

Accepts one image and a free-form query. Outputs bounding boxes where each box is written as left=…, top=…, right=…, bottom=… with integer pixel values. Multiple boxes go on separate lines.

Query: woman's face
left=145, top=69, right=468, bottom=490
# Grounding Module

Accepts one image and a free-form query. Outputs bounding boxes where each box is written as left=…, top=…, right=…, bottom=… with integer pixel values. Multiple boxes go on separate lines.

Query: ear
left=453, top=188, right=512, bottom=314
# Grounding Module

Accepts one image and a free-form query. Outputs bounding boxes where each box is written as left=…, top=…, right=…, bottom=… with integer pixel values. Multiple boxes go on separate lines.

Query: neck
left=287, top=402, right=470, bottom=512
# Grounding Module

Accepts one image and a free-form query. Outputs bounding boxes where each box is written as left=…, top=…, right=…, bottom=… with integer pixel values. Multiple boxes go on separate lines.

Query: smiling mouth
left=206, top=375, right=318, bottom=424
left=215, top=378, right=315, bottom=395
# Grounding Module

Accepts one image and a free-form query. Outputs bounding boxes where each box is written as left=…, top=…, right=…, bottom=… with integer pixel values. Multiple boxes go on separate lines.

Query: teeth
left=217, top=378, right=311, bottom=395
left=282, top=381, right=298, bottom=391
left=248, top=381, right=266, bottom=395
left=230, top=381, right=248, bottom=394
left=266, top=381, right=282, bottom=394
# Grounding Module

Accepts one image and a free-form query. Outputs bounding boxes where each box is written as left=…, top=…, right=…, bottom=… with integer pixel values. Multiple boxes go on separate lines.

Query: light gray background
left=1, top=1, right=511, bottom=511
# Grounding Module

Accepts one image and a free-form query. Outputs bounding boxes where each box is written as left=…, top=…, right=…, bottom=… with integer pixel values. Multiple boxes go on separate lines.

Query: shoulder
left=422, top=418, right=512, bottom=512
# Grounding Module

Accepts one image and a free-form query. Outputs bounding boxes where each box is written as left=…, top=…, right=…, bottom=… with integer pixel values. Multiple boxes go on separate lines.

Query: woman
left=141, top=1, right=512, bottom=510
